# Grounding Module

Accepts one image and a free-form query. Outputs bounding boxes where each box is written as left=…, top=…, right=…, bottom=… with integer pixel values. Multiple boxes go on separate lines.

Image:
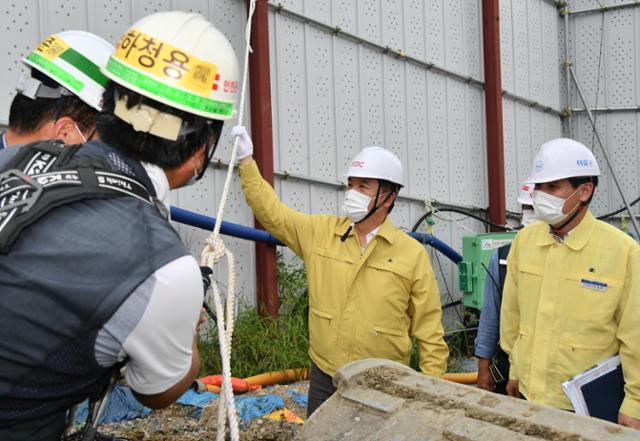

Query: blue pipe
left=170, top=206, right=463, bottom=263
left=408, top=232, right=462, bottom=263
left=170, top=206, right=282, bottom=246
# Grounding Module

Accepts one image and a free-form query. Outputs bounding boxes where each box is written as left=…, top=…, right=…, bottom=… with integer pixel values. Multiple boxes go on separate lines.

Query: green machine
left=458, top=232, right=516, bottom=310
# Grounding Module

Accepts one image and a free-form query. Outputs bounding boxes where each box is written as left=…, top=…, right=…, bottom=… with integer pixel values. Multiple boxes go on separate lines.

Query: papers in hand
left=562, top=354, right=624, bottom=423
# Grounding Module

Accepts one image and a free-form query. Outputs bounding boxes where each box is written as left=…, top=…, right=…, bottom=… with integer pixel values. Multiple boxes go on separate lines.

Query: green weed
left=198, top=253, right=310, bottom=378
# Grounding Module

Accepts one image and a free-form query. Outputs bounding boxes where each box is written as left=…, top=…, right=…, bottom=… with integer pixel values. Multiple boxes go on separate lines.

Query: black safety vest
left=0, top=140, right=188, bottom=435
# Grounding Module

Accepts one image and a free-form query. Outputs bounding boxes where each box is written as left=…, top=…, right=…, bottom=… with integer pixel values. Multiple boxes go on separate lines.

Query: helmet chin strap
left=340, top=184, right=392, bottom=242
left=550, top=200, right=587, bottom=233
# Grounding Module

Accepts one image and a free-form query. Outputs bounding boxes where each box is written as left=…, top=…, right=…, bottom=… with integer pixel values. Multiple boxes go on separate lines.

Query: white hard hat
left=527, top=138, right=600, bottom=184
left=20, top=31, right=114, bottom=110
left=517, top=183, right=535, bottom=205
left=344, top=146, right=404, bottom=187
left=103, top=11, right=239, bottom=120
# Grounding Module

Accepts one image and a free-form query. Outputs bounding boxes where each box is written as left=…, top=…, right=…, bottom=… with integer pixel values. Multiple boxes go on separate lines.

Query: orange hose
left=198, top=375, right=260, bottom=393
left=204, top=383, right=221, bottom=393
left=244, top=368, right=309, bottom=387
left=443, top=372, right=478, bottom=384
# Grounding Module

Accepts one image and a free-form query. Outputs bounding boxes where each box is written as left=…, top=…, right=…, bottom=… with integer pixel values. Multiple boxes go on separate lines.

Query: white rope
left=199, top=1, right=257, bottom=440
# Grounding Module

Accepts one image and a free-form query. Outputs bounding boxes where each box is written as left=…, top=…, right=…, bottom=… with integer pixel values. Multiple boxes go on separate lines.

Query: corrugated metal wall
left=0, top=0, right=564, bottom=310
left=566, top=0, right=640, bottom=221
left=266, top=0, right=563, bottom=317
left=500, top=0, right=563, bottom=212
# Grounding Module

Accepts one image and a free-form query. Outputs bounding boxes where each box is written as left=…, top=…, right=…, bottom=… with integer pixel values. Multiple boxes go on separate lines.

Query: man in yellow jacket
left=232, top=126, right=448, bottom=416
left=500, top=138, right=640, bottom=429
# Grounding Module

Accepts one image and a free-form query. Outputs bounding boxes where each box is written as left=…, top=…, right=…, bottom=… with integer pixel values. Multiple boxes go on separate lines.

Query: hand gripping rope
left=199, top=2, right=257, bottom=440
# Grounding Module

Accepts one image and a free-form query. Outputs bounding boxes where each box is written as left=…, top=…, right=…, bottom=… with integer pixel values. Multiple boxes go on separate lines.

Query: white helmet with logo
left=103, top=11, right=239, bottom=121
left=19, top=30, right=113, bottom=110
left=344, top=146, right=404, bottom=187
left=517, top=182, right=535, bottom=205
left=527, top=138, right=600, bottom=184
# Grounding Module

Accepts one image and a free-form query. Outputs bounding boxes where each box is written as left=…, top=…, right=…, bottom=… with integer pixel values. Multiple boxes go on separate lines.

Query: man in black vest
left=475, top=183, right=536, bottom=393
left=0, top=11, right=239, bottom=441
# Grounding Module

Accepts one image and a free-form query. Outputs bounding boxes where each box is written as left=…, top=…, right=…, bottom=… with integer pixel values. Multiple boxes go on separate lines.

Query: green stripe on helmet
left=26, top=52, right=84, bottom=92
left=59, top=47, right=109, bottom=88
left=105, top=58, right=233, bottom=118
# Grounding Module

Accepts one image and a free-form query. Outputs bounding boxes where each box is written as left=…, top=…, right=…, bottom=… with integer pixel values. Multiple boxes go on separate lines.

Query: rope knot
left=202, top=235, right=227, bottom=265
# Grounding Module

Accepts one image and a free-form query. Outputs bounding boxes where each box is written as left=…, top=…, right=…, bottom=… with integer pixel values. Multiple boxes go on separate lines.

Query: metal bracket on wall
left=570, top=105, right=640, bottom=113
left=568, top=1, right=640, bottom=16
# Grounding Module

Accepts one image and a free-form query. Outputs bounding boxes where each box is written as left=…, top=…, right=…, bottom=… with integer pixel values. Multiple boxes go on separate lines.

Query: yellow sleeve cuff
left=238, top=158, right=259, bottom=178
left=619, top=398, right=640, bottom=420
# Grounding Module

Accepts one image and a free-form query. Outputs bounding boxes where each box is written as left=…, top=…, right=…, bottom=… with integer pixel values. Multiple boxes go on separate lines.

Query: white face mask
left=520, top=208, right=537, bottom=227
left=342, top=189, right=388, bottom=223
left=185, top=164, right=200, bottom=187
left=532, top=186, right=582, bottom=226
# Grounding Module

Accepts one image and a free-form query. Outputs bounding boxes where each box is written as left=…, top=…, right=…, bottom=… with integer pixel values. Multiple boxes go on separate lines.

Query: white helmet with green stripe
left=102, top=11, right=240, bottom=121
left=20, top=30, right=114, bottom=111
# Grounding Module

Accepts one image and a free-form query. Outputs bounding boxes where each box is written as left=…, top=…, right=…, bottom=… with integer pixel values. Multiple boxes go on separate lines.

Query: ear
left=51, top=116, right=77, bottom=143
left=578, top=182, right=594, bottom=203
left=164, top=145, right=207, bottom=189
left=381, top=192, right=397, bottom=209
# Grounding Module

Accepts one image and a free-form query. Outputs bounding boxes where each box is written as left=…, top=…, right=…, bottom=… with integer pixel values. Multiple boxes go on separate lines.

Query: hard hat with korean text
left=20, top=30, right=113, bottom=110
left=527, top=138, right=600, bottom=184
left=102, top=11, right=240, bottom=121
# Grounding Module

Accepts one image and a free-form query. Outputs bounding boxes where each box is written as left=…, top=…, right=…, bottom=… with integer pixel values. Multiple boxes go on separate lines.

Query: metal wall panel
left=0, top=1, right=41, bottom=124
left=501, top=0, right=564, bottom=213
left=568, top=1, right=640, bottom=220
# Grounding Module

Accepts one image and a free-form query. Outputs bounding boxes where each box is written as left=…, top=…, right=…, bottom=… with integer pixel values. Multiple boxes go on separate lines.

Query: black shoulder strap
left=0, top=141, right=154, bottom=254
left=497, top=243, right=512, bottom=296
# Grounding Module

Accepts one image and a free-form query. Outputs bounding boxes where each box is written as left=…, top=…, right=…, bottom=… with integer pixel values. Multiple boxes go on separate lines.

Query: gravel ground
left=99, top=382, right=309, bottom=441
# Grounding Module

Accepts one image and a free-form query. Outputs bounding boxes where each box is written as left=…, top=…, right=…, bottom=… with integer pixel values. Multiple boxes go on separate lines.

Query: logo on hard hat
left=576, top=159, right=593, bottom=167
left=535, top=161, right=544, bottom=172
left=351, top=160, right=365, bottom=168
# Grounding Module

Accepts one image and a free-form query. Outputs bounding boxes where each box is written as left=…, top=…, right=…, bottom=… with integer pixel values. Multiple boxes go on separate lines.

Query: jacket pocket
left=559, top=273, right=623, bottom=327
left=517, top=265, right=544, bottom=314
left=366, top=260, right=412, bottom=281
left=309, top=307, right=335, bottom=365
left=313, top=247, right=355, bottom=264
left=356, top=324, right=411, bottom=362
left=373, top=326, right=405, bottom=337
left=510, top=328, right=530, bottom=381
left=555, top=333, right=617, bottom=379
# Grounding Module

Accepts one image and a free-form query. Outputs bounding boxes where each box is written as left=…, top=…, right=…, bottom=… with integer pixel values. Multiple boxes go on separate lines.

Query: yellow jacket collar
left=335, top=217, right=396, bottom=244
left=536, top=210, right=597, bottom=251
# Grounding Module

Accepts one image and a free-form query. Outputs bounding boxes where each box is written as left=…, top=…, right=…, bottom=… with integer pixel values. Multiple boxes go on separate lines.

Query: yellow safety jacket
left=500, top=211, right=640, bottom=418
left=239, top=160, right=448, bottom=377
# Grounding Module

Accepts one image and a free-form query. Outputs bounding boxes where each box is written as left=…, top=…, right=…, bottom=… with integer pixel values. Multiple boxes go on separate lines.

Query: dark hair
left=568, top=176, right=598, bottom=204
left=8, top=68, right=97, bottom=134
left=96, top=82, right=223, bottom=168
left=378, top=179, right=401, bottom=213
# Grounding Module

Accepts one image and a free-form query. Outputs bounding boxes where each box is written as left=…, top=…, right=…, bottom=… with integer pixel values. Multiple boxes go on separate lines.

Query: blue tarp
left=286, top=390, right=308, bottom=407
left=76, top=385, right=287, bottom=424
left=74, top=385, right=151, bottom=425
left=177, top=389, right=218, bottom=408
left=236, top=395, right=284, bottom=422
